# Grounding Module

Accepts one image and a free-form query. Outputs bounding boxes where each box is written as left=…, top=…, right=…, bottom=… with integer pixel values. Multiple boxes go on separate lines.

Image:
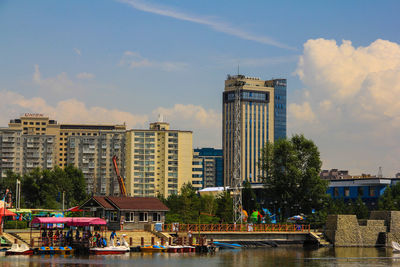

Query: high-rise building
left=223, top=75, right=287, bottom=186
left=125, top=121, right=193, bottom=197
left=4, top=114, right=126, bottom=195
left=192, top=151, right=204, bottom=190
left=0, top=128, right=56, bottom=176
left=194, top=148, right=223, bottom=187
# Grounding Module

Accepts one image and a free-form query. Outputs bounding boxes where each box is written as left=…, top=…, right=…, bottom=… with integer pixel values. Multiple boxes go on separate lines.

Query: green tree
left=216, top=191, right=233, bottom=223
left=260, top=134, right=328, bottom=219
left=242, top=180, right=258, bottom=214
left=378, top=187, right=396, bottom=210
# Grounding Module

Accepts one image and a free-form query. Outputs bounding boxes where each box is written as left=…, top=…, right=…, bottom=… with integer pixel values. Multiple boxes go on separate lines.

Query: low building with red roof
left=80, top=196, right=169, bottom=230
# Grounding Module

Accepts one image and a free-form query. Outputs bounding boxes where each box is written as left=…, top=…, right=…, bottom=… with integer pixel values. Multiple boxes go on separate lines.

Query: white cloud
left=74, top=48, right=81, bottom=56
left=76, top=72, right=95, bottom=80
left=0, top=91, right=148, bottom=128
left=33, top=64, right=83, bottom=95
left=0, top=91, right=221, bottom=148
left=120, top=51, right=188, bottom=72
left=153, top=104, right=221, bottom=147
left=117, top=0, right=295, bottom=50
left=292, top=38, right=400, bottom=176
left=288, top=102, right=316, bottom=123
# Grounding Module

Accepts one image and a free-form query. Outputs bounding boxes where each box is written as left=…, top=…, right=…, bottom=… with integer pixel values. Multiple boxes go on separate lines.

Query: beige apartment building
left=192, top=151, right=203, bottom=190
left=223, top=75, right=287, bottom=185
left=125, top=121, right=193, bottom=197
left=3, top=114, right=126, bottom=195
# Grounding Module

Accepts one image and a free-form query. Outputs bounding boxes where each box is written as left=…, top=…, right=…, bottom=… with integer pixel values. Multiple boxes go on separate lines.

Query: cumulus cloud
left=153, top=104, right=221, bottom=147
left=0, top=91, right=221, bottom=148
left=0, top=90, right=148, bottom=128
left=33, top=64, right=86, bottom=97
left=76, top=72, right=95, bottom=80
left=292, top=38, right=400, bottom=176
left=74, top=48, right=81, bottom=56
left=119, top=51, right=188, bottom=71
left=288, top=102, right=316, bottom=123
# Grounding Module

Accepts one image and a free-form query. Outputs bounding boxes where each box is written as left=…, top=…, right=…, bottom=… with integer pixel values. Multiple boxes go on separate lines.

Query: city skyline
left=1, top=1, right=400, bottom=176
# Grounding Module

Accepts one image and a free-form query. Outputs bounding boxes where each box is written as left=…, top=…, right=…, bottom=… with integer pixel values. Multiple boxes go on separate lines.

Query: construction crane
left=112, top=155, right=127, bottom=197
left=232, top=80, right=245, bottom=224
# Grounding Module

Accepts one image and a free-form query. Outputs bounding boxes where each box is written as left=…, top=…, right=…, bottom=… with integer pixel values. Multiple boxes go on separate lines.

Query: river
left=1, top=247, right=400, bottom=266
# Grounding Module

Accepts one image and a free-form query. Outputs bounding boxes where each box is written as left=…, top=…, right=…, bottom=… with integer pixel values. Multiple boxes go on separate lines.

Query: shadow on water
left=2, top=247, right=400, bottom=266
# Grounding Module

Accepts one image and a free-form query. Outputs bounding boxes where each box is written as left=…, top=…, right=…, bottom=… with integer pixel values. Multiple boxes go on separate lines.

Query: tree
left=260, top=134, right=328, bottom=219
left=20, top=166, right=87, bottom=209
left=216, top=191, right=233, bottom=223
left=242, top=180, right=258, bottom=214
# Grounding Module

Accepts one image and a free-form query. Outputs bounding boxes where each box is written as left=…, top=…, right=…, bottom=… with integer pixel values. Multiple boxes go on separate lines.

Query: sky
left=1, top=0, right=400, bottom=176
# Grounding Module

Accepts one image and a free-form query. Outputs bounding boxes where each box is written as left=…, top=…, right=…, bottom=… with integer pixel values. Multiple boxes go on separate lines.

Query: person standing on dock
left=110, top=230, right=117, bottom=246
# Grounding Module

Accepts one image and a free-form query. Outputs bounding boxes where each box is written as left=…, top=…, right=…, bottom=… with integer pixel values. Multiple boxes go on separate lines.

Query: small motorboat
left=90, top=235, right=130, bottom=255
left=213, top=241, right=241, bottom=249
left=140, top=245, right=168, bottom=252
left=392, top=241, right=400, bottom=252
left=5, top=243, right=34, bottom=255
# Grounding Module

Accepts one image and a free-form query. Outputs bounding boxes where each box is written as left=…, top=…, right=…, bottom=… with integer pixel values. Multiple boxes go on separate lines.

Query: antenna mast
left=232, top=79, right=244, bottom=224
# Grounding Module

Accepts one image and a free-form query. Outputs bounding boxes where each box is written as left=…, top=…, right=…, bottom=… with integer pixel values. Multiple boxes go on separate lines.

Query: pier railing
left=162, top=224, right=310, bottom=233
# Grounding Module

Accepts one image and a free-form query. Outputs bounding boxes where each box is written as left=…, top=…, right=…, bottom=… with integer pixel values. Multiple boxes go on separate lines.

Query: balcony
left=83, top=149, right=95, bottom=154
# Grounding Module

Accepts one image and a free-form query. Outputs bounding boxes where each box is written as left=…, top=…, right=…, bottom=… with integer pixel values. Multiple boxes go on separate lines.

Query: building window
left=139, top=212, right=148, bottom=222
left=358, top=187, right=364, bottom=197
left=125, top=212, right=134, bottom=222
left=344, top=187, right=350, bottom=197
left=369, top=186, right=375, bottom=197
left=334, top=188, right=339, bottom=197
left=110, top=212, right=118, bottom=222
left=152, top=212, right=161, bottom=222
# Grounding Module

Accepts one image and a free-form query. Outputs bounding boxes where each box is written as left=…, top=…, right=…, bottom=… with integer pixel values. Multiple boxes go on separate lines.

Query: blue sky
left=1, top=0, right=400, bottom=176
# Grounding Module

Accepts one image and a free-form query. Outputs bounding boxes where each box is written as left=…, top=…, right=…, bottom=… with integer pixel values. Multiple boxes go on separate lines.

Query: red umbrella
left=0, top=208, right=16, bottom=217
left=66, top=206, right=84, bottom=212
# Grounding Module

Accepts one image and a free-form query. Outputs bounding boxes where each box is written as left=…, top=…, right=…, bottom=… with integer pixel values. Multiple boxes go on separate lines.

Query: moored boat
left=5, top=243, right=34, bottom=255
left=140, top=245, right=168, bottom=252
left=89, top=235, right=130, bottom=255
left=392, top=241, right=400, bottom=252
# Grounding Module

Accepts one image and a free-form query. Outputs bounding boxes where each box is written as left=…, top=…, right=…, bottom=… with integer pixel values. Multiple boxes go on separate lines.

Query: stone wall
left=325, top=215, right=386, bottom=246
left=325, top=211, right=400, bottom=247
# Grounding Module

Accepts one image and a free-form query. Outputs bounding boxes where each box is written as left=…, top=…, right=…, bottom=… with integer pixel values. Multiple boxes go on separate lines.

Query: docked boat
left=90, top=235, right=130, bottom=255
left=5, top=243, right=34, bottom=255
left=213, top=241, right=241, bottom=249
left=140, top=245, right=168, bottom=252
left=392, top=241, right=400, bottom=252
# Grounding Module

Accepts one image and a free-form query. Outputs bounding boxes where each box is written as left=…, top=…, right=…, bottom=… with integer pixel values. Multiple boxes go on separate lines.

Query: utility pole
left=232, top=80, right=245, bottom=224
left=62, top=191, right=65, bottom=212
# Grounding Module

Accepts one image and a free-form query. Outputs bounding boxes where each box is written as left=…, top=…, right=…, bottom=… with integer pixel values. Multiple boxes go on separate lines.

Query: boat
left=90, top=235, right=130, bottom=255
left=212, top=241, right=242, bottom=249
left=392, top=241, right=400, bottom=252
left=140, top=245, right=168, bottom=252
left=5, top=243, right=34, bottom=255
left=167, top=245, right=183, bottom=253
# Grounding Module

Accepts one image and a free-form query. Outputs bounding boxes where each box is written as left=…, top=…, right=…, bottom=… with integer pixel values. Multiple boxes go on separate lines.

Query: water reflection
left=1, top=247, right=400, bottom=267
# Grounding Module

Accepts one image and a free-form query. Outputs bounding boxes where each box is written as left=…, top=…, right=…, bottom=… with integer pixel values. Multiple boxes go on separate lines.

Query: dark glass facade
left=273, top=79, right=287, bottom=141
left=194, top=148, right=224, bottom=187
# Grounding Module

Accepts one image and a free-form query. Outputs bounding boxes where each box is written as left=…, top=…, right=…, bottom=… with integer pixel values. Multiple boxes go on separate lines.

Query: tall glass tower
left=223, top=75, right=286, bottom=186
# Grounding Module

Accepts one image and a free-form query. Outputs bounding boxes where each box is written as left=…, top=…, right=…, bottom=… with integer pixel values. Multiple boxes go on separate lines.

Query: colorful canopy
left=31, top=217, right=106, bottom=226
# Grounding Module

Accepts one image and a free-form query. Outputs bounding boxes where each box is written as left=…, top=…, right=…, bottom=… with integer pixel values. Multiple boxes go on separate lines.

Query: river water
left=1, top=247, right=400, bottom=266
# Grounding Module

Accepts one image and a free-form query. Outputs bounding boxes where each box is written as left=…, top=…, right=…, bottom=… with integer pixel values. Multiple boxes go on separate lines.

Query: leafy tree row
left=159, top=184, right=233, bottom=224
left=0, top=165, right=87, bottom=209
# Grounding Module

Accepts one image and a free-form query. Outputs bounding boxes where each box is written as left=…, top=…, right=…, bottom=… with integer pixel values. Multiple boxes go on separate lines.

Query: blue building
left=327, top=178, right=400, bottom=206
left=194, top=148, right=223, bottom=187
left=270, top=79, right=287, bottom=141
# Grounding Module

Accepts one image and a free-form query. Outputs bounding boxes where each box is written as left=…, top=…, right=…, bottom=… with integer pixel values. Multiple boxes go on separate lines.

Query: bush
left=4, top=220, right=28, bottom=229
